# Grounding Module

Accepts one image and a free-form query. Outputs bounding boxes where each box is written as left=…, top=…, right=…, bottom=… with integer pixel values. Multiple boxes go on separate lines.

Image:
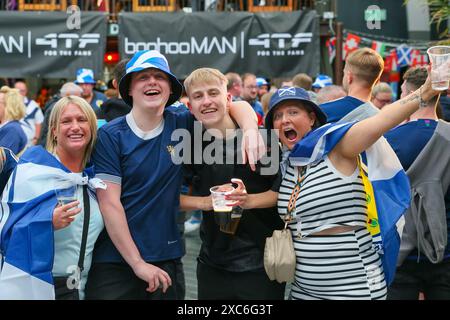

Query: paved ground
left=181, top=221, right=290, bottom=300
left=182, top=229, right=202, bottom=300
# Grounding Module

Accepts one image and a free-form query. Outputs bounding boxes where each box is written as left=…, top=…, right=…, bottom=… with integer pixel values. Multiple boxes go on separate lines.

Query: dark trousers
left=197, top=260, right=285, bottom=300
left=85, top=259, right=181, bottom=300
left=388, top=259, right=450, bottom=300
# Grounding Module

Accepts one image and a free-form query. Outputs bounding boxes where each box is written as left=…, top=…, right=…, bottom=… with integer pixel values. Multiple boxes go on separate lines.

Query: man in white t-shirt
left=14, top=80, right=44, bottom=146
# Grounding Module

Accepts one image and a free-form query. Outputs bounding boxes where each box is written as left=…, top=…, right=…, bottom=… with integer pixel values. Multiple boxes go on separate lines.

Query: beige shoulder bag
left=264, top=167, right=305, bottom=283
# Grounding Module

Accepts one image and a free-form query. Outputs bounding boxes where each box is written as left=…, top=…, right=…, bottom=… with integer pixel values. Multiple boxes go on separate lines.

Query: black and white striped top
left=278, top=156, right=367, bottom=237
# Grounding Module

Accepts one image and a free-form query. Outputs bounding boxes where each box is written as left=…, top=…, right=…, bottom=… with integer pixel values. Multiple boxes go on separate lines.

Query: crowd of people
left=0, top=46, right=449, bottom=300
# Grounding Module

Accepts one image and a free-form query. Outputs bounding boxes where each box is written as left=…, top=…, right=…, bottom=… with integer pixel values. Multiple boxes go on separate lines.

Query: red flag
left=326, top=37, right=336, bottom=63
left=344, top=33, right=361, bottom=59
left=97, top=0, right=107, bottom=11
left=410, top=49, right=428, bottom=66
left=384, top=50, right=398, bottom=73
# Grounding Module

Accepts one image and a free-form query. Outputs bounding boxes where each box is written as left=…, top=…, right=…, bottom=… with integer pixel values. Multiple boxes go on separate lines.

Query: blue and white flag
left=289, top=122, right=411, bottom=285
left=0, top=146, right=105, bottom=300
left=396, top=45, right=413, bottom=67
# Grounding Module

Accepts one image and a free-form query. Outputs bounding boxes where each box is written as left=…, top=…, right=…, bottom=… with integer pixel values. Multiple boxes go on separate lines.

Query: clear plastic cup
left=55, top=185, right=77, bottom=206
left=214, top=208, right=242, bottom=235
left=210, top=184, right=235, bottom=213
left=427, top=46, right=450, bottom=90
left=210, top=184, right=241, bottom=235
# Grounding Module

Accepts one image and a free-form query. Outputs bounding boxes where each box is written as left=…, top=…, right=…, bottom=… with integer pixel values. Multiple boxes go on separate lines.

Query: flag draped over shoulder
left=289, top=122, right=411, bottom=285
left=0, top=146, right=105, bottom=300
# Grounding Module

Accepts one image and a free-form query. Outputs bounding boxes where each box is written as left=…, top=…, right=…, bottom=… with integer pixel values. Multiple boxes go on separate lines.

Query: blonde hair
left=0, top=147, right=5, bottom=172
left=346, top=48, right=384, bottom=86
left=184, top=68, right=228, bottom=95
left=0, top=86, right=26, bottom=121
left=46, top=96, right=97, bottom=168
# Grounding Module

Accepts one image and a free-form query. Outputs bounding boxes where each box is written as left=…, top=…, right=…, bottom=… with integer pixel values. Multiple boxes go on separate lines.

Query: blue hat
left=312, top=74, right=332, bottom=89
left=265, top=86, right=327, bottom=129
left=75, top=68, right=96, bottom=84
left=119, top=50, right=182, bottom=108
left=256, top=77, right=269, bottom=87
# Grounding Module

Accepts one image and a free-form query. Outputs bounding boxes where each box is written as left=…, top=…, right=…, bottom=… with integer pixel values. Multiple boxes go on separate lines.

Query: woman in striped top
left=260, top=71, right=447, bottom=300
left=227, top=66, right=448, bottom=299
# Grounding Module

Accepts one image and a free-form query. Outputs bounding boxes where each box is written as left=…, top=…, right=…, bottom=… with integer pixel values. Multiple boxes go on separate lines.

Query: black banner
left=119, top=11, right=319, bottom=79
left=0, top=11, right=107, bottom=78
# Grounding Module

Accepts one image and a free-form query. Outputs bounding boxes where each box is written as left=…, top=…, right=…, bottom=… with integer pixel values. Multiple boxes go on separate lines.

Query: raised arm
left=229, top=100, right=258, bottom=127
left=229, top=100, right=266, bottom=170
left=96, top=182, right=172, bottom=293
left=334, top=71, right=445, bottom=160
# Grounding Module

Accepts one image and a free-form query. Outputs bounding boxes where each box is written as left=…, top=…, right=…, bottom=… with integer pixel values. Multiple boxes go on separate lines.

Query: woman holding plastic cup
left=0, top=96, right=106, bottom=300
left=230, top=61, right=450, bottom=300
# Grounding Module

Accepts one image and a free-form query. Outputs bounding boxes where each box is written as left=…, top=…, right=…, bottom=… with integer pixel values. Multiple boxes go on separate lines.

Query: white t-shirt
left=20, top=97, right=44, bottom=146
left=52, top=180, right=104, bottom=300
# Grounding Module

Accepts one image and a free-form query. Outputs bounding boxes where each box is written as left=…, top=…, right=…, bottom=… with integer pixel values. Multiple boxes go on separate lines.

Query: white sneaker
left=184, top=214, right=202, bottom=233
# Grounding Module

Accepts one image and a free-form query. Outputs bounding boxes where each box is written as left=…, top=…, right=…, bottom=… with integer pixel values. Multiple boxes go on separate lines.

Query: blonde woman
left=0, top=86, right=27, bottom=155
left=0, top=96, right=106, bottom=300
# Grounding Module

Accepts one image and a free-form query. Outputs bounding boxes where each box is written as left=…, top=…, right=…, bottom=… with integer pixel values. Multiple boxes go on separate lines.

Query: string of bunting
left=325, top=29, right=438, bottom=98
left=326, top=29, right=432, bottom=70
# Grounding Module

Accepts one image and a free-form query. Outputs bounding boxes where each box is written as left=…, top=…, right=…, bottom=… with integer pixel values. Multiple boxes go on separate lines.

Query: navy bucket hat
left=119, top=50, right=183, bottom=107
left=265, top=86, right=327, bottom=129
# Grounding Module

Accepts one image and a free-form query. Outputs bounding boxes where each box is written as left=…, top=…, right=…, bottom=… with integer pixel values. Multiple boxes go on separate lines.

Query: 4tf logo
left=36, top=33, right=100, bottom=57
left=36, top=33, right=100, bottom=49
left=248, top=33, right=312, bottom=57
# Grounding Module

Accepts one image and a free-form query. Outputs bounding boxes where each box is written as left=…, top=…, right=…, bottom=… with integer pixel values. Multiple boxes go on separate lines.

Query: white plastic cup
left=210, top=184, right=235, bottom=213
left=427, top=46, right=450, bottom=90
left=210, top=184, right=241, bottom=234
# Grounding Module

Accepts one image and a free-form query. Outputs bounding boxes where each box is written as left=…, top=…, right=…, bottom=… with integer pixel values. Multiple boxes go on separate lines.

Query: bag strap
left=77, top=185, right=90, bottom=273
left=285, top=166, right=306, bottom=229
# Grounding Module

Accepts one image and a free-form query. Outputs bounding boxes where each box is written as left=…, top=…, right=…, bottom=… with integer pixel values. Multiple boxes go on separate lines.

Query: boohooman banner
left=119, top=11, right=319, bottom=79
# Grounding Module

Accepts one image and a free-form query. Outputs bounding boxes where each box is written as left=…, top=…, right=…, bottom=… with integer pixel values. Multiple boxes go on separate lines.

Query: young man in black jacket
left=180, top=68, right=285, bottom=300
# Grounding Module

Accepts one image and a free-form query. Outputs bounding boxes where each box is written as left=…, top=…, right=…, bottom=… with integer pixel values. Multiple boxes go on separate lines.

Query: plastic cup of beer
left=210, top=184, right=240, bottom=234
left=210, top=183, right=235, bottom=213
left=427, top=46, right=450, bottom=90
left=55, top=185, right=77, bottom=206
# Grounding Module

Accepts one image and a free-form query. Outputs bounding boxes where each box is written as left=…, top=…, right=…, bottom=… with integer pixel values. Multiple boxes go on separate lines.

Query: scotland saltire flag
left=0, top=146, right=105, bottom=299
left=289, top=122, right=411, bottom=285
left=396, top=45, right=413, bottom=67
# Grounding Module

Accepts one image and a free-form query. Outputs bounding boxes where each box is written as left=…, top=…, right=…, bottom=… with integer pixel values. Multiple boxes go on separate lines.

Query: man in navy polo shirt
left=85, top=50, right=263, bottom=300
left=320, top=48, right=384, bottom=123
